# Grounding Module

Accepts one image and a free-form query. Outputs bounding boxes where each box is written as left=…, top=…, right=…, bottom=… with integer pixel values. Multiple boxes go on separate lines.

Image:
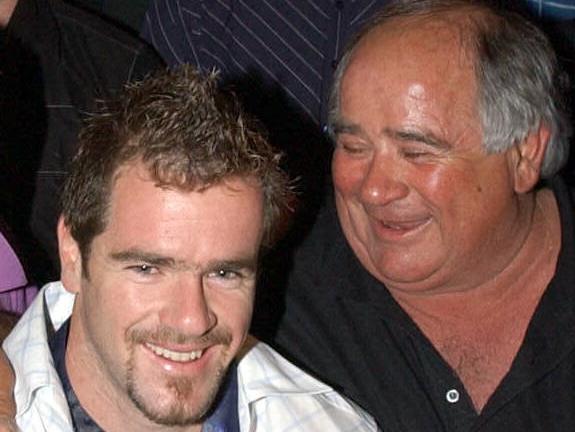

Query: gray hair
left=328, top=0, right=571, bottom=178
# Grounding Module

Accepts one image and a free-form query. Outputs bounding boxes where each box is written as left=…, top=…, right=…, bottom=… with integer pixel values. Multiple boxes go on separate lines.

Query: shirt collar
left=3, top=282, right=75, bottom=426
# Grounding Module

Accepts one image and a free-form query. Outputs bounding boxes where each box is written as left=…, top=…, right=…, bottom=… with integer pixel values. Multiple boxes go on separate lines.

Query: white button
left=446, top=389, right=460, bottom=403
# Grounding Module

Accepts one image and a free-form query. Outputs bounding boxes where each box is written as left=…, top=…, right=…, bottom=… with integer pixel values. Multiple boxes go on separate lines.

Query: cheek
left=412, top=162, right=475, bottom=207
left=82, top=290, right=129, bottom=346
left=415, top=162, right=506, bottom=241
left=212, top=289, right=254, bottom=329
left=234, top=295, right=255, bottom=329
left=82, top=277, right=153, bottom=345
left=76, top=289, right=129, bottom=373
left=332, top=152, right=366, bottom=197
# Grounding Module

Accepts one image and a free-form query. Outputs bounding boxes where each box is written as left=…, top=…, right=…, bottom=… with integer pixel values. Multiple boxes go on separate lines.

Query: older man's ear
left=510, top=123, right=551, bottom=194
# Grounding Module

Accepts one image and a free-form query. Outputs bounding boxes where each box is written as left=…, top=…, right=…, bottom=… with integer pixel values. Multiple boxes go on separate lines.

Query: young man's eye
left=211, top=269, right=240, bottom=280
left=205, top=268, right=250, bottom=289
left=128, top=264, right=158, bottom=275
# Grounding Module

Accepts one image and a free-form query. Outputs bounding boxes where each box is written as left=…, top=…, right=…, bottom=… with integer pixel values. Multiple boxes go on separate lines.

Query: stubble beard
left=125, top=326, right=232, bottom=427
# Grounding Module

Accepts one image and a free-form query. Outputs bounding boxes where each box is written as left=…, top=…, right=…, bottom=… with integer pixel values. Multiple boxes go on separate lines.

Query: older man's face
left=62, top=162, right=264, bottom=428
left=332, top=18, right=523, bottom=294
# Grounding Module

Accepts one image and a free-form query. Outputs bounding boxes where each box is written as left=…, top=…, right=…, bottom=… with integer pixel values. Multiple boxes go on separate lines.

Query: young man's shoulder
left=236, top=337, right=379, bottom=431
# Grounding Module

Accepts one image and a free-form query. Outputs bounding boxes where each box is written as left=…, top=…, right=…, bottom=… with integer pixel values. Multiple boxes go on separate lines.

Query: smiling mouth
left=145, top=342, right=204, bottom=362
left=374, top=216, right=432, bottom=236
left=381, top=220, right=426, bottom=230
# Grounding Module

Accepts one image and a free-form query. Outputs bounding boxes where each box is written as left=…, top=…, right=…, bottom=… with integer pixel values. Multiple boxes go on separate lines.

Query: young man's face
left=60, top=162, right=264, bottom=429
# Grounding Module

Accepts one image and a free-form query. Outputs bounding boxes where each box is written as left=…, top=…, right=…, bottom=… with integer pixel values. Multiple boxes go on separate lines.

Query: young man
left=2, top=66, right=378, bottom=431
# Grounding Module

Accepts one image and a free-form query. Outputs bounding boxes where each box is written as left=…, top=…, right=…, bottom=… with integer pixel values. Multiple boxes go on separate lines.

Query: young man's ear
left=57, top=217, right=82, bottom=294
left=510, top=123, right=551, bottom=194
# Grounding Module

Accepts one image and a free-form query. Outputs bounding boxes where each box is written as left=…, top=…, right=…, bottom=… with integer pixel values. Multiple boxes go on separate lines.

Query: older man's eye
left=402, top=149, right=429, bottom=159
left=338, top=140, right=369, bottom=155
left=400, top=143, right=442, bottom=161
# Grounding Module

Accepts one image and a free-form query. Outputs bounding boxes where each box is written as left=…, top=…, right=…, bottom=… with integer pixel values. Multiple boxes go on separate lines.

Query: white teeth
left=384, top=223, right=402, bottom=230
left=145, top=343, right=203, bottom=362
left=383, top=222, right=404, bottom=230
left=383, top=220, right=425, bottom=230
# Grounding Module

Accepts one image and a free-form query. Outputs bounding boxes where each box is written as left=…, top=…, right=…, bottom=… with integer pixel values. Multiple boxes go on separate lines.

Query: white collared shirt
left=4, top=282, right=379, bottom=431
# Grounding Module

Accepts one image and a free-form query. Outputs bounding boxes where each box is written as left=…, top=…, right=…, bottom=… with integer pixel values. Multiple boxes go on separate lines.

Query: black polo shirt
left=267, top=176, right=575, bottom=431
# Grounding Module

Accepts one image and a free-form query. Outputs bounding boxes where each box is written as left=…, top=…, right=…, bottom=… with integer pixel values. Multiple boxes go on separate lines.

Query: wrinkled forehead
left=349, top=15, right=478, bottom=90
left=358, top=6, right=484, bottom=55
left=348, top=13, right=477, bottom=86
left=336, top=13, right=482, bottom=145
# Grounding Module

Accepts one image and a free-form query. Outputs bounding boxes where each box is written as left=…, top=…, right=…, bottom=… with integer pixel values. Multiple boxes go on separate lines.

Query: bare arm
left=0, top=312, right=17, bottom=432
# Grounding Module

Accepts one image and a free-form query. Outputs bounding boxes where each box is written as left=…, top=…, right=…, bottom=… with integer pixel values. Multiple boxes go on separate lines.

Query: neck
left=0, top=0, right=18, bottom=27
left=391, top=188, right=561, bottom=410
left=391, top=189, right=558, bottom=314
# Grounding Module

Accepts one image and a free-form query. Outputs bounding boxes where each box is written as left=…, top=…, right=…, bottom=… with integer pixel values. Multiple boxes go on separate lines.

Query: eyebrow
left=109, top=249, right=258, bottom=273
left=330, top=119, right=364, bottom=137
left=110, top=249, right=179, bottom=268
left=385, top=128, right=452, bottom=151
left=204, top=258, right=258, bottom=275
left=331, top=118, right=451, bottom=151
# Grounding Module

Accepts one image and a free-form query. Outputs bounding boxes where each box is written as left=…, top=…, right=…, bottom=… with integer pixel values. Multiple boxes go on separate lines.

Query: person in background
left=523, top=0, right=575, bottom=20
left=0, top=224, right=37, bottom=315
left=2, top=66, right=378, bottom=432
left=141, top=0, right=389, bottom=128
left=65, top=0, right=151, bottom=33
left=520, top=1, right=575, bottom=168
left=0, top=0, right=163, bottom=283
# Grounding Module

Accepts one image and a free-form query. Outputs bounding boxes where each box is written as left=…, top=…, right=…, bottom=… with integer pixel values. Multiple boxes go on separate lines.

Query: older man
left=2, top=67, right=377, bottom=431
left=271, top=0, right=574, bottom=430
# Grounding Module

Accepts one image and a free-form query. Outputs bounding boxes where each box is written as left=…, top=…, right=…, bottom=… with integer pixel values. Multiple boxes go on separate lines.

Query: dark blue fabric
left=202, top=363, right=240, bottom=432
left=50, top=320, right=104, bottom=432
left=142, top=0, right=388, bottom=126
left=523, top=0, right=575, bottom=20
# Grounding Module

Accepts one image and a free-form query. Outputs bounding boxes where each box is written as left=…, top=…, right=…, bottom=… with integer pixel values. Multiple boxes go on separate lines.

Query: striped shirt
left=142, top=0, right=389, bottom=126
